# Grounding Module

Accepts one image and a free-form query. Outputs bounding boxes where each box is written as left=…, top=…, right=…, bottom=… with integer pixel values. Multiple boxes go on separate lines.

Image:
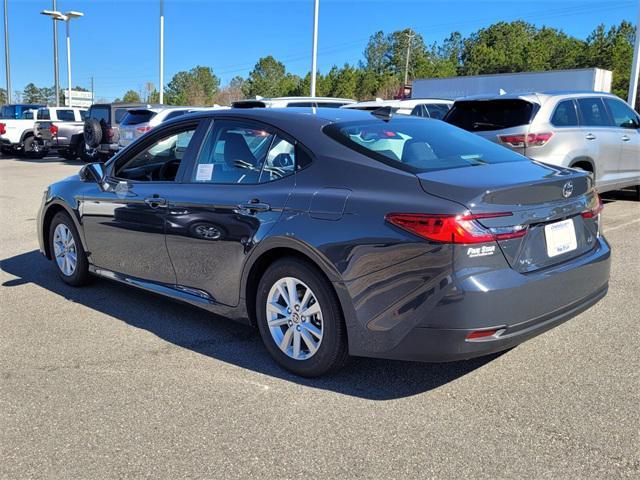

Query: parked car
left=83, top=102, right=149, bottom=160
left=343, top=98, right=453, bottom=119
left=33, top=107, right=87, bottom=160
left=118, top=106, right=224, bottom=148
left=232, top=96, right=355, bottom=108
left=0, top=103, right=44, bottom=156
left=444, top=91, right=640, bottom=197
left=37, top=108, right=610, bottom=377
left=1, top=106, right=86, bottom=158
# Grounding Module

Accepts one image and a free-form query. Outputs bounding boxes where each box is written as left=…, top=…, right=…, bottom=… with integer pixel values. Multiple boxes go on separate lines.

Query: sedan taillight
left=385, top=212, right=527, bottom=244
left=499, top=132, right=553, bottom=147
left=581, top=192, right=604, bottom=219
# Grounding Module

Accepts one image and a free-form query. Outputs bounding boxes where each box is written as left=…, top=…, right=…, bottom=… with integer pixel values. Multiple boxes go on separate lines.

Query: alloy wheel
left=53, top=223, right=77, bottom=276
left=266, top=276, right=324, bottom=360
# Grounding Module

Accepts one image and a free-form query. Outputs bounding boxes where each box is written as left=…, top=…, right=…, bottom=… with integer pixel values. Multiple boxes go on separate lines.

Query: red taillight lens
left=581, top=192, right=604, bottom=219
left=49, top=124, right=58, bottom=136
left=0, top=122, right=5, bottom=135
left=136, top=126, right=152, bottom=134
left=385, top=212, right=527, bottom=244
left=499, top=132, right=553, bottom=147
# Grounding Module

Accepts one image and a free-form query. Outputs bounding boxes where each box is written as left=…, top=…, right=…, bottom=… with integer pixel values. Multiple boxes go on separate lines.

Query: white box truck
left=411, top=68, right=613, bottom=100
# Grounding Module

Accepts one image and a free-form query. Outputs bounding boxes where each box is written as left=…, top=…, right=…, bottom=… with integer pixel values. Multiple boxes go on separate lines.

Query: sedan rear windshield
left=445, top=99, right=535, bottom=132
left=120, top=110, right=157, bottom=125
left=324, top=117, right=526, bottom=173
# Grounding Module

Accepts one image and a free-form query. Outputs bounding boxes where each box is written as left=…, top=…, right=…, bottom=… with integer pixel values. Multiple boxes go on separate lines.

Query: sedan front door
left=80, top=120, right=204, bottom=284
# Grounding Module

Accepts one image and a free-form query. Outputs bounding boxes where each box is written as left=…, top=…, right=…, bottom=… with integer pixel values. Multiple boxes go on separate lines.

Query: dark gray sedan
left=37, top=108, right=611, bottom=376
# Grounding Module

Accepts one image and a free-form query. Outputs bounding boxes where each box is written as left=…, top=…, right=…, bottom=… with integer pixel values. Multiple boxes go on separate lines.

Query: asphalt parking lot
left=1, top=155, right=639, bottom=479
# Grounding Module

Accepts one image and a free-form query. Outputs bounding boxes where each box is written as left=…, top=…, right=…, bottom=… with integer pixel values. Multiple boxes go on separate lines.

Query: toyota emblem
left=562, top=181, right=574, bottom=198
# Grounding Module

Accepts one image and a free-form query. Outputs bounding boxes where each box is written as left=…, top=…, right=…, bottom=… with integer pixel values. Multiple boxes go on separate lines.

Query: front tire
left=256, top=258, right=348, bottom=377
left=49, top=212, right=90, bottom=286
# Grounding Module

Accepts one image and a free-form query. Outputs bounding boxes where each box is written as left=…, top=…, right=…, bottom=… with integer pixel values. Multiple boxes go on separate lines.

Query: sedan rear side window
left=324, top=117, right=526, bottom=173
left=551, top=100, right=578, bottom=127
left=445, top=100, right=535, bottom=131
left=192, top=120, right=303, bottom=184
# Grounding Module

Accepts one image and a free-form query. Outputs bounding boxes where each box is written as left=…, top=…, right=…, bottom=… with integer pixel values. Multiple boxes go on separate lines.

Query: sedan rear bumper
left=344, top=236, right=611, bottom=362
left=378, top=282, right=607, bottom=362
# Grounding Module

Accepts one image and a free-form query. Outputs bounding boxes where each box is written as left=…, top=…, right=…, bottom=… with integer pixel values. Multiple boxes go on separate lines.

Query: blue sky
left=3, top=0, right=638, bottom=101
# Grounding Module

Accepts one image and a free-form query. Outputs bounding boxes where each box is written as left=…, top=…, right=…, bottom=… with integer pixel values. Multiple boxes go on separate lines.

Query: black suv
left=84, top=102, right=150, bottom=160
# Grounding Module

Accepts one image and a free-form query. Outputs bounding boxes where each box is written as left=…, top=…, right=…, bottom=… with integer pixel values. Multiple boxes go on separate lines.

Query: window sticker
left=195, top=164, right=214, bottom=182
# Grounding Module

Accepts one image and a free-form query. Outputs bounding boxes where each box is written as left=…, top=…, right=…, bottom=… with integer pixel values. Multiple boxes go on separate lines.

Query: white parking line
left=604, top=218, right=640, bottom=233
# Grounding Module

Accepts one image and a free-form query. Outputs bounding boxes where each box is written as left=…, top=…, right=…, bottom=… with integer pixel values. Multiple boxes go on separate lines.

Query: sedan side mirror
left=79, top=162, right=106, bottom=186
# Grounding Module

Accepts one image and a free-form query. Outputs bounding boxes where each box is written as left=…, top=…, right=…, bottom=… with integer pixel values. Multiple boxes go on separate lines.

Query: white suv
left=343, top=98, right=453, bottom=119
left=445, top=91, right=640, bottom=195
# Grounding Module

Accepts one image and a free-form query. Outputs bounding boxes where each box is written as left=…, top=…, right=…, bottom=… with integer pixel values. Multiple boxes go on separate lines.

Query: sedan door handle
left=237, top=201, right=271, bottom=213
left=144, top=196, right=167, bottom=208
left=585, top=133, right=596, bottom=140
left=621, top=135, right=631, bottom=142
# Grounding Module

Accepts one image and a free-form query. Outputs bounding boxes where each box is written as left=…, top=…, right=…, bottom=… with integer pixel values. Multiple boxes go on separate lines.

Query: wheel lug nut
left=287, top=308, right=291, bottom=314
left=295, top=305, right=300, bottom=311
left=296, top=325, right=301, bottom=331
left=302, top=317, right=306, bottom=322
left=288, top=320, right=293, bottom=326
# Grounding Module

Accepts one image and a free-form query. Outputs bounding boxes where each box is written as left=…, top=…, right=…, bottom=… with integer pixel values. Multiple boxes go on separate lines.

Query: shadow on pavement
left=1, top=250, right=502, bottom=400
left=601, top=187, right=639, bottom=204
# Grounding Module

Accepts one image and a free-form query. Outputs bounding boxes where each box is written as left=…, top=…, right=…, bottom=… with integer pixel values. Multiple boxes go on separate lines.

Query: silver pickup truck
left=33, top=107, right=87, bottom=160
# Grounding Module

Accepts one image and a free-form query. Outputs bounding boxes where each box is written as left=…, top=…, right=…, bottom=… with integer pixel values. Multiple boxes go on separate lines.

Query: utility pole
left=628, top=3, right=640, bottom=108
left=52, top=0, right=60, bottom=106
left=159, top=0, right=164, bottom=104
left=3, top=0, right=10, bottom=103
left=404, top=29, right=415, bottom=87
left=310, top=0, right=319, bottom=97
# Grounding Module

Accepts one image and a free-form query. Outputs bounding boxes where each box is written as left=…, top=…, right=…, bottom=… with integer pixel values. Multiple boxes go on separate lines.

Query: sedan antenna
left=371, top=106, right=393, bottom=121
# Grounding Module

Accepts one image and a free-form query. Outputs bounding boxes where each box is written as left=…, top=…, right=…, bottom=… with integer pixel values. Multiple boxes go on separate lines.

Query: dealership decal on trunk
left=467, top=245, right=496, bottom=258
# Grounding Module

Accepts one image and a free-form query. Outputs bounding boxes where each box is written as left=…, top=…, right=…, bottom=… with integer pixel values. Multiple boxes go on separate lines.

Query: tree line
left=6, top=20, right=637, bottom=108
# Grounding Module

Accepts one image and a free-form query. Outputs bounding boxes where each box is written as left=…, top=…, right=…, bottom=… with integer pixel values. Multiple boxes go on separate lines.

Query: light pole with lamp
left=41, top=10, right=83, bottom=107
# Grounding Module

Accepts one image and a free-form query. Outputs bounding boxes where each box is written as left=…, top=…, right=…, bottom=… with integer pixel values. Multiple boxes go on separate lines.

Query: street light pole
left=159, top=0, right=164, bottom=104
left=52, top=0, right=60, bottom=106
left=628, top=4, right=640, bottom=108
left=41, top=10, right=83, bottom=107
left=310, top=0, right=319, bottom=97
left=3, top=0, right=10, bottom=103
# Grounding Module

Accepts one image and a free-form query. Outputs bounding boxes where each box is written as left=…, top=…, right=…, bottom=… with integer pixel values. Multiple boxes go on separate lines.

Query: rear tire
left=255, top=258, right=348, bottom=377
left=23, top=136, right=46, bottom=159
left=49, top=212, right=90, bottom=287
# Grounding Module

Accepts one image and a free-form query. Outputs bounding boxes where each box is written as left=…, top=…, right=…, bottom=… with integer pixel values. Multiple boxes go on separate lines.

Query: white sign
left=64, top=89, right=93, bottom=107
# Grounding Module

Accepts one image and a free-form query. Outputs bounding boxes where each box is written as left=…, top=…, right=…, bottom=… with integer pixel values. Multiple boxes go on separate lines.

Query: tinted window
left=410, top=105, right=428, bottom=118
left=550, top=100, right=578, bottom=127
left=56, top=109, right=75, bottom=121
left=192, top=120, right=275, bottom=184
left=577, top=98, right=612, bottom=127
left=164, top=110, right=187, bottom=121
left=604, top=98, right=640, bottom=128
left=37, top=109, right=51, bottom=120
left=79, top=110, right=87, bottom=120
left=121, top=110, right=156, bottom=125
left=425, top=104, right=450, bottom=120
left=192, top=121, right=305, bottom=184
left=287, top=102, right=314, bottom=107
left=114, top=108, right=129, bottom=124
left=445, top=100, right=535, bottom=131
left=0, top=105, right=41, bottom=119
left=315, top=102, right=346, bottom=108
left=324, top=117, right=527, bottom=173
left=89, top=106, right=109, bottom=123
left=115, top=126, right=196, bottom=181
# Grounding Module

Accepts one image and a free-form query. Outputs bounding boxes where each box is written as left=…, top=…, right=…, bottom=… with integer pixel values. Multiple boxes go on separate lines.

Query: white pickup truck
left=0, top=105, right=85, bottom=158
